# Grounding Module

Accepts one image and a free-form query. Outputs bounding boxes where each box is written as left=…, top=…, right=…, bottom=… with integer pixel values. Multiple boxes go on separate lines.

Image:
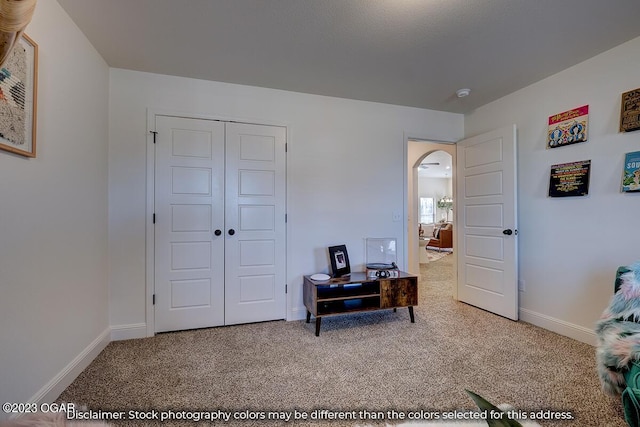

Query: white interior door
left=154, top=116, right=225, bottom=332
left=456, top=124, right=518, bottom=320
left=224, top=122, right=287, bottom=325
left=154, top=117, right=287, bottom=332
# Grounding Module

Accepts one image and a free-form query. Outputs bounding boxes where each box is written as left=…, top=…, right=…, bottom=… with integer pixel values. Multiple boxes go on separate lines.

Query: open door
left=456, top=125, right=518, bottom=320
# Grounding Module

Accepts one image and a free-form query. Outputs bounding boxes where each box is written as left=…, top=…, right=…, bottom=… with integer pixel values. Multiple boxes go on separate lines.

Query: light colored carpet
left=423, top=249, right=452, bottom=263
left=57, top=256, right=625, bottom=426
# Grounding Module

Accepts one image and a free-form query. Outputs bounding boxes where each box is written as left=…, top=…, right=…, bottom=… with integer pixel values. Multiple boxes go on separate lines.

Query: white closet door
left=154, top=116, right=225, bottom=332
left=154, top=117, right=287, bottom=332
left=224, top=122, right=287, bottom=325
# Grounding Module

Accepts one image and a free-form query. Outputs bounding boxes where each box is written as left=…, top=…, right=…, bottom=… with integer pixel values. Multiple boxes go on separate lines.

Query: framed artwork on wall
left=621, top=151, right=640, bottom=192
left=328, top=244, right=351, bottom=278
left=620, top=88, right=640, bottom=133
left=547, top=105, right=588, bottom=149
left=548, top=160, right=591, bottom=197
left=0, top=34, right=38, bottom=158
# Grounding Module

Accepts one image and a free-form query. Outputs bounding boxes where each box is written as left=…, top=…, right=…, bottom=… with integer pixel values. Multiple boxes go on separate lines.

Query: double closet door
left=154, top=116, right=286, bottom=333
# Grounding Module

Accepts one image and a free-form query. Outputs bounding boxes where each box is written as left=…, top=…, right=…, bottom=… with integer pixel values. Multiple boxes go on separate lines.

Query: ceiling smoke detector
left=456, top=88, right=471, bottom=98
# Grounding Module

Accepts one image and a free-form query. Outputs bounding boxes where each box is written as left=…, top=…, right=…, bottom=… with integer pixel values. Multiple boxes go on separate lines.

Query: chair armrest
left=439, top=229, right=453, bottom=248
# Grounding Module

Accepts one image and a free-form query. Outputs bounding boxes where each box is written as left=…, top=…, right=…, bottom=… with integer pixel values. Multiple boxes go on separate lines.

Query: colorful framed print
left=0, top=34, right=37, bottom=157
left=548, top=160, right=591, bottom=197
left=621, top=151, right=640, bottom=192
left=620, top=88, right=640, bottom=133
left=547, top=105, right=588, bottom=149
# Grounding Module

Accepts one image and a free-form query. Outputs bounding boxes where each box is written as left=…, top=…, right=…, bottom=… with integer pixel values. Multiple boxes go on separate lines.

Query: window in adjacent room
left=419, top=197, right=435, bottom=224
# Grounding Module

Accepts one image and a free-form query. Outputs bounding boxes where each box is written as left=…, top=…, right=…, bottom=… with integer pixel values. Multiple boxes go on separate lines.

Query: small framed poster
left=328, top=244, right=351, bottom=278
left=620, top=88, right=640, bottom=133
left=549, top=160, right=591, bottom=197
left=547, top=105, right=588, bottom=148
left=621, top=151, right=640, bottom=192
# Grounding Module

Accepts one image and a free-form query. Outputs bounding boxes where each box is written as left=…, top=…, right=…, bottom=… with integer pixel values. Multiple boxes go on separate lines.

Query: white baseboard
left=111, top=323, right=147, bottom=341
left=25, top=327, right=111, bottom=408
left=519, top=308, right=596, bottom=346
left=288, top=306, right=307, bottom=321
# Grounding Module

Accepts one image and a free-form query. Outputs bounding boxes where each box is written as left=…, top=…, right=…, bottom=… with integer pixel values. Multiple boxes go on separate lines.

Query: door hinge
left=285, top=214, right=288, bottom=223
left=285, top=143, right=288, bottom=153
left=152, top=294, right=156, bottom=305
left=150, top=130, right=157, bottom=143
left=153, top=213, right=156, bottom=224
left=285, top=284, right=288, bottom=294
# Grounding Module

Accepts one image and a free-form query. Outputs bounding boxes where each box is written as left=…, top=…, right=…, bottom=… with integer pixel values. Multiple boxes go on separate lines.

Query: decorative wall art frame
left=547, top=105, right=588, bottom=149
left=621, top=151, right=640, bottom=193
left=0, top=34, right=37, bottom=157
left=620, top=88, right=640, bottom=133
left=328, top=244, right=351, bottom=278
left=548, top=160, right=591, bottom=197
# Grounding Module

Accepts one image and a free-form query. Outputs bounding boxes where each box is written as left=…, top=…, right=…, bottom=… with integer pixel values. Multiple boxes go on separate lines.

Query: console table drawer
left=380, top=278, right=418, bottom=308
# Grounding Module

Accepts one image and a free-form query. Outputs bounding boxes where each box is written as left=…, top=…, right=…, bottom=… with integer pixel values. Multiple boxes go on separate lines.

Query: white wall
left=0, top=1, right=109, bottom=414
left=465, top=36, right=640, bottom=345
left=108, top=69, right=463, bottom=333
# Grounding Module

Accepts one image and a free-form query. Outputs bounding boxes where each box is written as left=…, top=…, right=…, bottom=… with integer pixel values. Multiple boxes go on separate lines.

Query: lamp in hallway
left=437, top=196, right=453, bottom=222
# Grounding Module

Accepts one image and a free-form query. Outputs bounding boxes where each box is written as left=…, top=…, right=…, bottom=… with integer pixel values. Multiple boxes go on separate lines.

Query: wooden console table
left=303, top=271, right=418, bottom=336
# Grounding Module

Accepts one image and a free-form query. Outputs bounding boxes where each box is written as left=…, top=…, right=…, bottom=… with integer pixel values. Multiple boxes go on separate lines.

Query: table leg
left=315, top=317, right=322, bottom=337
left=306, top=310, right=311, bottom=323
left=409, top=306, right=415, bottom=323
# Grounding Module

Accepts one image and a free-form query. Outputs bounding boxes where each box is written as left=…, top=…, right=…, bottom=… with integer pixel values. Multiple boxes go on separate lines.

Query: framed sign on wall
left=620, top=88, right=640, bottom=133
left=548, top=160, right=591, bottom=197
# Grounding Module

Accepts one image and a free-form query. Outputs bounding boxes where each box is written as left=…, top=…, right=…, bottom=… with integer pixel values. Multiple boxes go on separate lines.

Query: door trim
left=145, top=108, right=289, bottom=337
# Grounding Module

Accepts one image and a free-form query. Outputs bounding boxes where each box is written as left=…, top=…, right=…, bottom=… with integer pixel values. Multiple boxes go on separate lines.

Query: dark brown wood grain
left=380, top=278, right=418, bottom=308
left=303, top=272, right=418, bottom=335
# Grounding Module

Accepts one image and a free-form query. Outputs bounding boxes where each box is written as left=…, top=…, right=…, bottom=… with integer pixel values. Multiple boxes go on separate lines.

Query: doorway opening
left=406, top=139, right=457, bottom=299
left=418, top=150, right=453, bottom=259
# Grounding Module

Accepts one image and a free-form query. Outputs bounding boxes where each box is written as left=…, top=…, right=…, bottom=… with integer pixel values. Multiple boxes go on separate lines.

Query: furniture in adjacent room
left=303, top=272, right=418, bottom=336
left=426, top=222, right=453, bottom=251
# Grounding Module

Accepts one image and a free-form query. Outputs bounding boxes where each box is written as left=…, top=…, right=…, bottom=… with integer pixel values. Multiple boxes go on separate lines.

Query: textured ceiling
left=57, top=0, right=640, bottom=113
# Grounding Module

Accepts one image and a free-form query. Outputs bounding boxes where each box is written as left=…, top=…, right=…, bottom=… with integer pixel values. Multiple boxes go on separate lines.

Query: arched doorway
left=406, top=140, right=456, bottom=298
left=417, top=150, right=453, bottom=262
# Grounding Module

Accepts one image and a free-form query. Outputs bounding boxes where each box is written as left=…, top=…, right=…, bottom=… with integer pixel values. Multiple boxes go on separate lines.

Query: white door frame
left=145, top=108, right=289, bottom=337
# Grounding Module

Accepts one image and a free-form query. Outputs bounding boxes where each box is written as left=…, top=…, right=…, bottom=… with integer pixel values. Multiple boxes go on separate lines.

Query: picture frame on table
left=328, top=244, right=351, bottom=278
left=0, top=33, right=38, bottom=158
